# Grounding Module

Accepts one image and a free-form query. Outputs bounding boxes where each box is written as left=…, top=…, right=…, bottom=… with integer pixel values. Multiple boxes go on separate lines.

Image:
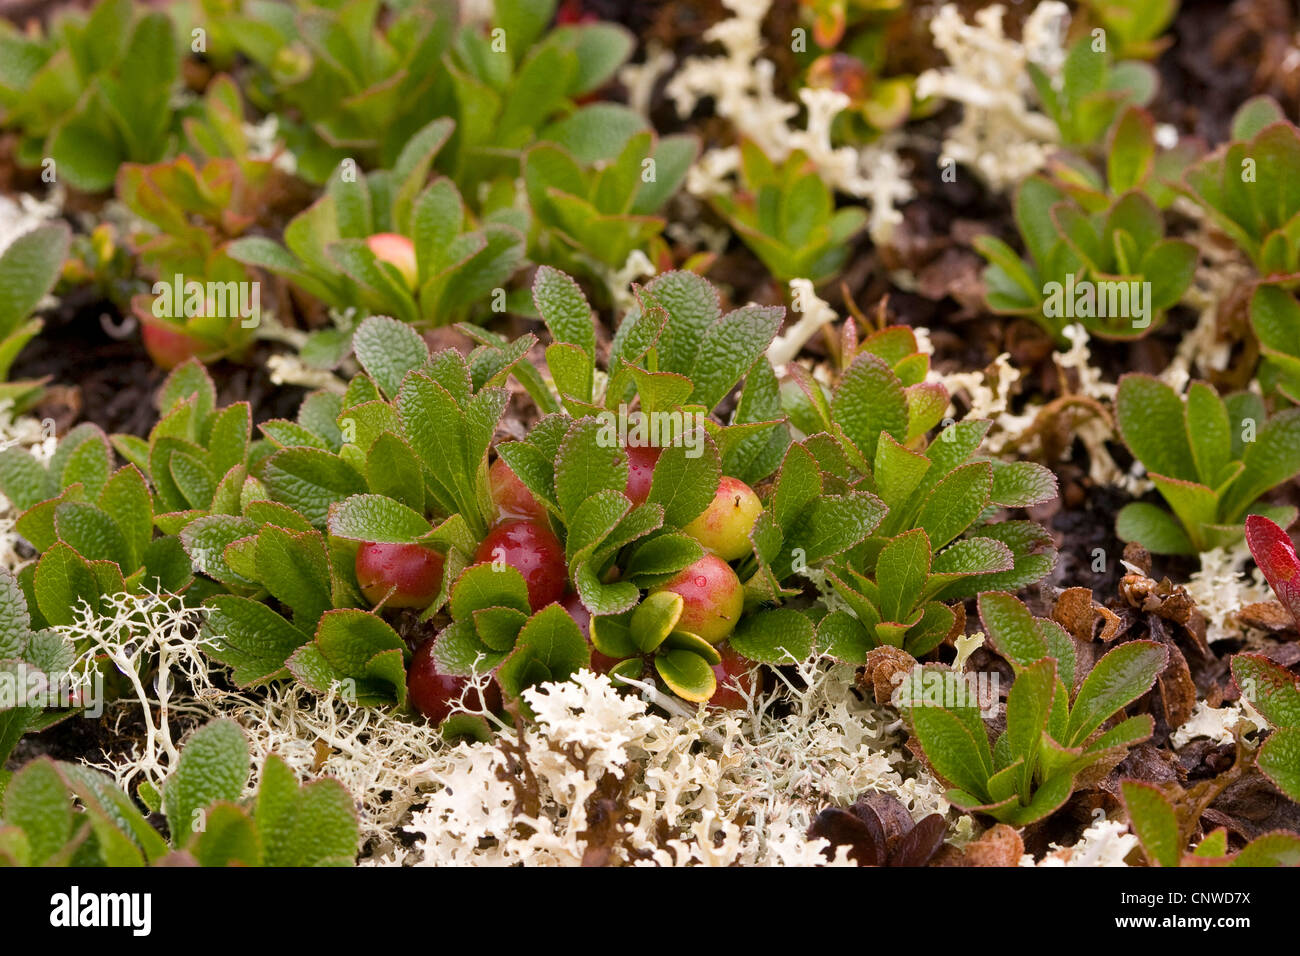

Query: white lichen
left=400, top=661, right=950, bottom=866
left=768, top=278, right=838, bottom=370
left=916, top=2, right=1069, bottom=191
left=1185, top=544, right=1272, bottom=644
left=0, top=190, right=63, bottom=258
left=62, top=592, right=214, bottom=793
left=665, top=0, right=913, bottom=243
left=606, top=249, right=658, bottom=309
left=1025, top=816, right=1138, bottom=866
left=619, top=43, right=676, bottom=118
left=1171, top=700, right=1258, bottom=748
left=265, top=352, right=349, bottom=394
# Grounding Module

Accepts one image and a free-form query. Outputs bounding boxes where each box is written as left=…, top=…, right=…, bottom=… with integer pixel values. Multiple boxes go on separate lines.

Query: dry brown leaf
left=857, top=646, right=916, bottom=706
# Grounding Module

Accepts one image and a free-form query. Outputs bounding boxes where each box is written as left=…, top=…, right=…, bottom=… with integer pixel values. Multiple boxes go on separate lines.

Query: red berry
left=355, top=542, right=446, bottom=609
left=473, top=519, right=567, bottom=612
left=560, top=591, right=620, bottom=673
left=709, top=645, right=755, bottom=709
left=683, top=475, right=762, bottom=561
left=489, top=457, right=547, bottom=521
left=407, top=639, right=501, bottom=723
left=365, top=233, right=418, bottom=290
left=651, top=553, right=744, bottom=644
left=625, top=443, right=660, bottom=505
left=556, top=0, right=596, bottom=24
left=142, top=319, right=207, bottom=370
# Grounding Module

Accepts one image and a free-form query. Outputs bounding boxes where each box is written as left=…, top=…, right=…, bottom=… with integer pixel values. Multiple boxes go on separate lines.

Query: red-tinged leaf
left=1245, top=514, right=1300, bottom=625
left=1231, top=652, right=1300, bottom=729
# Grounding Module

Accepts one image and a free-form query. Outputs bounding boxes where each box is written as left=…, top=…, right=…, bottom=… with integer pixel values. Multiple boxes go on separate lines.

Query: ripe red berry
left=651, top=553, right=744, bottom=644
left=473, top=519, right=567, bottom=612
left=709, top=645, right=755, bottom=710
left=489, top=457, right=547, bottom=521
left=625, top=443, right=660, bottom=505
left=683, top=476, right=762, bottom=561
left=365, top=233, right=418, bottom=290
left=355, top=542, right=445, bottom=609
left=407, top=639, right=502, bottom=723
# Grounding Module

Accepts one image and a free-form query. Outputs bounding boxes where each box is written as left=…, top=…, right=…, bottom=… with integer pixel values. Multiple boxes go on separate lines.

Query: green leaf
left=917, top=462, right=992, bottom=550
left=642, top=271, right=721, bottom=375
left=654, top=649, right=716, bottom=703
left=1004, top=659, right=1057, bottom=793
left=688, top=304, right=783, bottom=411
left=473, top=606, right=529, bottom=653
left=1256, top=727, right=1300, bottom=802
left=1232, top=829, right=1300, bottom=867
left=180, top=514, right=259, bottom=588
left=2, top=758, right=72, bottom=865
left=1107, top=106, right=1155, bottom=194
left=1184, top=381, right=1232, bottom=487
left=554, top=418, right=628, bottom=519
left=450, top=563, right=532, bottom=619
left=646, top=438, right=721, bottom=528
left=989, top=460, right=1058, bottom=508
left=1116, top=374, right=1197, bottom=481
left=979, top=591, right=1048, bottom=667
left=33, top=543, right=102, bottom=627
left=727, top=608, right=814, bottom=664
left=262, top=448, right=367, bottom=529
left=1116, top=501, right=1195, bottom=555
left=192, top=803, right=262, bottom=867
left=256, top=755, right=357, bottom=867
left=1120, top=780, right=1181, bottom=867
left=53, top=502, right=130, bottom=568
left=1149, top=473, right=1217, bottom=548
left=783, top=491, right=886, bottom=567
left=59, top=763, right=167, bottom=863
left=876, top=529, right=930, bottom=623
left=623, top=533, right=704, bottom=581
left=496, top=604, right=590, bottom=703
left=96, top=465, right=152, bottom=569
left=532, top=265, right=595, bottom=360
left=1231, top=653, right=1300, bottom=728
left=58, top=431, right=111, bottom=499
left=203, top=596, right=311, bottom=687
left=767, top=442, right=823, bottom=531
left=817, top=609, right=875, bottom=663
left=0, top=448, right=55, bottom=512
left=431, top=619, right=507, bottom=677
left=831, top=353, right=908, bottom=461
left=0, top=223, right=69, bottom=338
left=255, top=526, right=332, bottom=627
left=907, top=704, right=991, bottom=802
left=352, top=315, right=429, bottom=399
left=548, top=341, right=594, bottom=405
left=327, top=493, right=430, bottom=543
left=873, top=433, right=931, bottom=515
left=293, top=609, right=406, bottom=697
left=163, top=720, right=250, bottom=848
left=1066, top=640, right=1167, bottom=746
left=1226, top=408, right=1300, bottom=520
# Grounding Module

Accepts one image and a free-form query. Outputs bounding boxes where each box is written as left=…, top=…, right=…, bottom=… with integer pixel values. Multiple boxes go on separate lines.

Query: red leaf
left=1246, top=515, right=1300, bottom=625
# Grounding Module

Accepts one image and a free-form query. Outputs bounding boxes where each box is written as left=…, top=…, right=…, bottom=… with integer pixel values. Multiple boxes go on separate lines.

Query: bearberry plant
left=0, top=720, right=357, bottom=866
left=230, top=119, right=526, bottom=345
left=899, top=593, right=1166, bottom=824
left=0, top=0, right=180, bottom=191
left=0, top=222, right=70, bottom=409
left=1114, top=374, right=1300, bottom=554
left=1120, top=779, right=1300, bottom=867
